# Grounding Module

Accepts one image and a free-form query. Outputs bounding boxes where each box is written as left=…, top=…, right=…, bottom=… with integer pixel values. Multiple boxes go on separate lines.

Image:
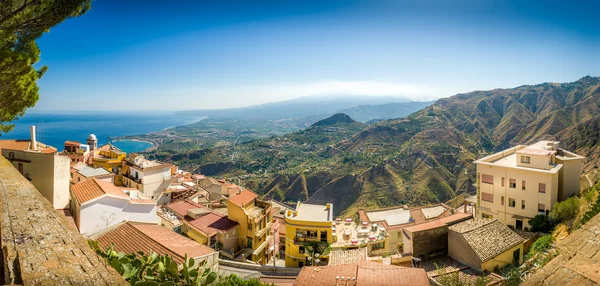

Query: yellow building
left=475, top=141, right=584, bottom=230
left=448, top=218, right=524, bottom=272
left=92, top=144, right=127, bottom=186
left=226, top=189, right=276, bottom=264
left=284, top=202, right=333, bottom=267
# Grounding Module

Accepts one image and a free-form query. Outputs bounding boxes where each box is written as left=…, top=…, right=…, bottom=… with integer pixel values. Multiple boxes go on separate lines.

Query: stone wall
left=0, top=157, right=126, bottom=285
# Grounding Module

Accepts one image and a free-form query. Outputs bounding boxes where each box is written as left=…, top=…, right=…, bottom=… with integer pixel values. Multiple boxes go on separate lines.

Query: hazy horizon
left=33, top=0, right=600, bottom=111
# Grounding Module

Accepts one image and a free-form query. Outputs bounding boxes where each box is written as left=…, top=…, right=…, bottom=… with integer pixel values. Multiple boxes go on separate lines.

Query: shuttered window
left=539, top=183, right=546, bottom=193
left=481, top=174, right=494, bottom=184
left=538, top=203, right=545, bottom=212
left=481, top=192, right=494, bottom=202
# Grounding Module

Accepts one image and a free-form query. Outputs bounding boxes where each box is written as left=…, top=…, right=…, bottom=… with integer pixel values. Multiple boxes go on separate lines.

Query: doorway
left=515, top=219, right=523, bottom=231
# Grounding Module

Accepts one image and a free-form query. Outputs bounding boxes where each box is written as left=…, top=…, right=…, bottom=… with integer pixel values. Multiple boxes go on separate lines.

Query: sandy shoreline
left=110, top=139, right=156, bottom=152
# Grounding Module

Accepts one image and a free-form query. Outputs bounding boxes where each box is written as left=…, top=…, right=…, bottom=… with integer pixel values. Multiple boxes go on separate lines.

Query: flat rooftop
left=74, top=164, right=112, bottom=178
left=366, top=208, right=412, bottom=225
left=288, top=202, right=333, bottom=222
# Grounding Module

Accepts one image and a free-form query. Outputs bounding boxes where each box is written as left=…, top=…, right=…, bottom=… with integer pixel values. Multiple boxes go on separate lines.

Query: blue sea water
left=1, top=112, right=204, bottom=154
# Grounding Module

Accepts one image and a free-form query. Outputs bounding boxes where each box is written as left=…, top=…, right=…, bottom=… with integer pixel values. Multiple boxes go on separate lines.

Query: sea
left=1, top=112, right=205, bottom=154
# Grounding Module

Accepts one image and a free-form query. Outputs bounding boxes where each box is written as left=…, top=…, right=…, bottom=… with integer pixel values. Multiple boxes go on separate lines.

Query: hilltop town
left=0, top=126, right=597, bottom=285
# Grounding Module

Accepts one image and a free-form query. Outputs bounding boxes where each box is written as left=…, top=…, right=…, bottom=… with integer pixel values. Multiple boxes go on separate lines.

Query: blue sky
left=35, top=0, right=600, bottom=111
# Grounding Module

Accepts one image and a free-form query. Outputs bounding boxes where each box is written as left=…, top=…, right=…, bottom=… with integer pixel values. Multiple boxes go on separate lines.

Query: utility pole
left=273, top=231, right=277, bottom=268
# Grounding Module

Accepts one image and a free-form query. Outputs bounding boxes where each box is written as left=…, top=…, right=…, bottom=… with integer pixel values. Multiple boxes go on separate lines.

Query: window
left=481, top=174, right=494, bottom=184
left=509, top=179, right=516, bottom=188
left=522, top=180, right=526, bottom=191
left=371, top=242, right=385, bottom=250
left=320, top=231, right=328, bottom=242
left=299, top=246, right=305, bottom=254
left=501, top=196, right=505, bottom=206
left=521, top=200, right=526, bottom=210
left=501, top=177, right=505, bottom=187
left=481, top=192, right=493, bottom=203
left=509, top=198, right=516, bottom=208
left=513, top=249, right=521, bottom=264
left=539, top=183, right=546, bottom=193
left=538, top=203, right=546, bottom=212
left=520, top=156, right=531, bottom=164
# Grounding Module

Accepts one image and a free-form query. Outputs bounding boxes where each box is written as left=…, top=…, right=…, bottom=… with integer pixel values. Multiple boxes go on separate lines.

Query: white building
left=0, top=126, right=70, bottom=209
left=70, top=178, right=157, bottom=236
left=475, top=141, right=584, bottom=230
left=122, top=155, right=172, bottom=203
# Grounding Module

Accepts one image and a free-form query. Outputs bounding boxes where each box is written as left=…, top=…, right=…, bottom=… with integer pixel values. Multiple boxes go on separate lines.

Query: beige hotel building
left=475, top=141, right=584, bottom=230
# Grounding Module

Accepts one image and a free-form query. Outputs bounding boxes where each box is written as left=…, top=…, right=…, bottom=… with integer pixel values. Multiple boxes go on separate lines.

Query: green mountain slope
left=147, top=76, right=600, bottom=216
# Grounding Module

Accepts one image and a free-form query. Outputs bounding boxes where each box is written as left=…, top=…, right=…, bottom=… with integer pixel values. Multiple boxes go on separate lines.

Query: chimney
left=30, top=126, right=37, bottom=151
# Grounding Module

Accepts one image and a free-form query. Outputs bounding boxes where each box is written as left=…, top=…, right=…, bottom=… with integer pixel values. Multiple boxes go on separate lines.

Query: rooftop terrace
left=286, top=202, right=333, bottom=222
left=331, top=220, right=387, bottom=248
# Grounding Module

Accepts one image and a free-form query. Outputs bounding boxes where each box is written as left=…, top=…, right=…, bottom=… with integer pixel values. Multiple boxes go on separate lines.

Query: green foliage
left=502, top=266, right=522, bottom=286
left=436, top=272, right=489, bottom=286
left=302, top=241, right=332, bottom=266
left=89, top=241, right=217, bottom=286
left=549, top=197, right=580, bottom=224
left=530, top=235, right=553, bottom=254
left=528, top=214, right=555, bottom=233
left=0, top=0, right=90, bottom=133
left=580, top=187, right=600, bottom=226
left=215, top=274, right=272, bottom=286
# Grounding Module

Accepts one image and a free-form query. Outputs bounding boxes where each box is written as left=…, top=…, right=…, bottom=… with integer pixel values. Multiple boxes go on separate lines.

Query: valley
left=142, top=76, right=600, bottom=217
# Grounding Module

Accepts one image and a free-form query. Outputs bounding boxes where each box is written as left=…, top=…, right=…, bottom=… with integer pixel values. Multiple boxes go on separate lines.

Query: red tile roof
left=403, top=213, right=473, bottom=233
left=71, top=178, right=130, bottom=204
left=95, top=222, right=216, bottom=264
left=229, top=189, right=258, bottom=207
left=294, top=260, right=429, bottom=286
left=0, top=139, right=57, bottom=154
left=165, top=200, right=208, bottom=217
left=185, top=212, right=238, bottom=237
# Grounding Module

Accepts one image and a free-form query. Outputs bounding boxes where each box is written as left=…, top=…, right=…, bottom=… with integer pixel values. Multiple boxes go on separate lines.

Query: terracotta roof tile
left=72, top=178, right=130, bottom=204
left=229, top=189, right=258, bottom=207
left=185, top=213, right=238, bottom=236
left=165, top=200, right=207, bottom=217
left=95, top=222, right=215, bottom=264
left=450, top=219, right=524, bottom=262
left=294, top=260, right=428, bottom=286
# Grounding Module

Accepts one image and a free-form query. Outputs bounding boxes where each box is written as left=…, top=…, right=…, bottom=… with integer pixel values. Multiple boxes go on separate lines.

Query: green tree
left=215, top=274, right=273, bottom=286
left=0, top=0, right=90, bottom=133
left=549, top=197, right=580, bottom=224
left=528, top=214, right=555, bottom=233
left=302, top=240, right=332, bottom=266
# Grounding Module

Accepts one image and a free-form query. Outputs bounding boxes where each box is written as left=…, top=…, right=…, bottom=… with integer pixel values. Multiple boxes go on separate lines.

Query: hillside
left=147, top=76, right=600, bottom=216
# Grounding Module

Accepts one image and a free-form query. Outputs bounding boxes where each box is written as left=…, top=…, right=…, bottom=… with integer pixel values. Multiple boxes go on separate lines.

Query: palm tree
left=303, top=241, right=332, bottom=266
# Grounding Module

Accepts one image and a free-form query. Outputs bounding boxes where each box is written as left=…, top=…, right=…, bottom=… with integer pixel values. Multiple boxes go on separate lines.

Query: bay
left=1, top=112, right=204, bottom=154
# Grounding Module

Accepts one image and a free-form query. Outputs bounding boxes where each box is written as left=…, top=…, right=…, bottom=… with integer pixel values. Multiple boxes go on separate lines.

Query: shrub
left=530, top=235, right=553, bottom=254
left=528, top=214, right=555, bottom=233
left=549, top=197, right=580, bottom=223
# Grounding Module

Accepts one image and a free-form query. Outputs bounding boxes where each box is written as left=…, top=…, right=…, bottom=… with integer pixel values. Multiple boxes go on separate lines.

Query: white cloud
left=149, top=80, right=443, bottom=109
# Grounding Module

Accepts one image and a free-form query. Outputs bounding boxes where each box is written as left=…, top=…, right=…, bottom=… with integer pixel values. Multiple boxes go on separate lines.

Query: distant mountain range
left=147, top=76, right=600, bottom=216
left=177, top=94, right=432, bottom=123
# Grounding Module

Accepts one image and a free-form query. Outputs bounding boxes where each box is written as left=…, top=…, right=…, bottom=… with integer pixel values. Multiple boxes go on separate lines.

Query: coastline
left=110, top=139, right=155, bottom=152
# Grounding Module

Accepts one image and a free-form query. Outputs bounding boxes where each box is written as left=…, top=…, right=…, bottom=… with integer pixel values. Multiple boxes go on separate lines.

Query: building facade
left=1, top=134, right=70, bottom=210
left=70, top=178, right=157, bottom=236
left=226, top=189, right=277, bottom=264
left=122, top=155, right=172, bottom=203
left=92, top=143, right=127, bottom=185
left=284, top=202, right=334, bottom=267
left=475, top=141, right=584, bottom=230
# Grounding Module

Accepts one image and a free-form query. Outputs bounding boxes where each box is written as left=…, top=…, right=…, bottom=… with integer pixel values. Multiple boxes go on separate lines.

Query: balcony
left=123, top=172, right=142, bottom=184
left=255, top=220, right=275, bottom=238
